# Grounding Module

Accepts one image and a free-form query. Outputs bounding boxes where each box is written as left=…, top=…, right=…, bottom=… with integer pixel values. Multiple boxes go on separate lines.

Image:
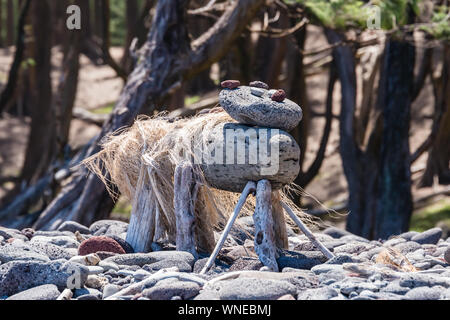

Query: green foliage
left=109, top=0, right=126, bottom=46
left=284, top=0, right=422, bottom=31
left=410, top=199, right=450, bottom=232
left=420, top=5, right=450, bottom=40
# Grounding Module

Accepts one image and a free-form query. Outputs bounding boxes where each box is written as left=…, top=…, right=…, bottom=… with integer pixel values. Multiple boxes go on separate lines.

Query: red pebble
left=271, top=89, right=286, bottom=102
left=221, top=80, right=240, bottom=89
left=78, top=236, right=126, bottom=256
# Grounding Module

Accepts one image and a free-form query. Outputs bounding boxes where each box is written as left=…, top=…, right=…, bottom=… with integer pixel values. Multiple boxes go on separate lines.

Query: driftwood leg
left=126, top=168, right=156, bottom=253
left=280, top=201, right=335, bottom=260
left=271, top=191, right=289, bottom=250
left=194, top=187, right=216, bottom=253
left=200, top=181, right=256, bottom=274
left=253, top=180, right=279, bottom=272
left=174, top=162, right=199, bottom=259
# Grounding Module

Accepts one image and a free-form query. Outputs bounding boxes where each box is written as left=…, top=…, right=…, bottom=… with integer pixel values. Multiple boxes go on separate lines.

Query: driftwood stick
left=174, top=162, right=199, bottom=259
left=253, top=180, right=279, bottom=272
left=271, top=191, right=289, bottom=250
left=126, top=166, right=156, bottom=253
left=280, top=201, right=335, bottom=260
left=200, top=181, right=256, bottom=274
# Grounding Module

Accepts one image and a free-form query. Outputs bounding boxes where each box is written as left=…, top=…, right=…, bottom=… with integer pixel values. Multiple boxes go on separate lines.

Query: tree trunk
left=6, top=0, right=14, bottom=46
left=0, top=0, right=31, bottom=114
left=121, top=0, right=139, bottom=74
left=419, top=44, right=450, bottom=187
left=374, top=39, right=415, bottom=239
left=33, top=0, right=265, bottom=230
left=55, top=10, right=82, bottom=153
left=21, top=0, right=55, bottom=184
left=0, top=0, right=3, bottom=47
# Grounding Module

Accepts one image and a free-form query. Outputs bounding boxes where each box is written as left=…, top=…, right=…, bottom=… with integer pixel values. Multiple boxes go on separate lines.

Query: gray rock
left=411, top=228, right=442, bottom=245
left=398, top=231, right=420, bottom=241
left=393, top=241, right=422, bottom=254
left=277, top=250, right=327, bottom=270
left=311, top=264, right=344, bottom=275
left=334, top=242, right=374, bottom=255
left=143, top=259, right=193, bottom=273
left=103, top=284, right=121, bottom=299
left=380, top=281, right=410, bottom=295
left=28, top=239, right=74, bottom=260
left=339, top=235, right=370, bottom=243
left=57, top=221, right=91, bottom=234
left=324, top=253, right=361, bottom=265
left=322, top=227, right=352, bottom=239
left=77, top=294, right=100, bottom=300
left=208, top=278, right=297, bottom=300
left=0, top=227, right=28, bottom=241
left=219, top=86, right=303, bottom=131
left=399, top=273, right=450, bottom=288
left=103, top=251, right=195, bottom=268
left=194, top=290, right=220, bottom=300
left=339, top=280, right=379, bottom=295
left=404, top=286, right=444, bottom=300
left=0, top=241, right=50, bottom=263
left=142, top=278, right=201, bottom=300
left=73, top=287, right=102, bottom=299
left=297, top=287, right=339, bottom=300
left=30, top=235, right=79, bottom=249
left=6, top=284, right=60, bottom=300
left=89, top=220, right=128, bottom=236
left=107, top=235, right=134, bottom=254
left=0, top=260, right=89, bottom=297
left=229, top=257, right=263, bottom=271
left=33, top=230, right=75, bottom=238
left=383, top=237, right=406, bottom=247
left=445, top=247, right=450, bottom=264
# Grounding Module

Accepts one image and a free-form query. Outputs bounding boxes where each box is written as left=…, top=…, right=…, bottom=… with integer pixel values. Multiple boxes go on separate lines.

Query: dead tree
left=6, top=0, right=14, bottom=46
left=21, top=0, right=55, bottom=184
left=0, top=0, right=32, bottom=114
left=31, top=0, right=266, bottom=230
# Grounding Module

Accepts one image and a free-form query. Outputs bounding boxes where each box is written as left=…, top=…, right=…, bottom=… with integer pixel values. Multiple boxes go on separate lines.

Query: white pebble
left=250, top=87, right=265, bottom=97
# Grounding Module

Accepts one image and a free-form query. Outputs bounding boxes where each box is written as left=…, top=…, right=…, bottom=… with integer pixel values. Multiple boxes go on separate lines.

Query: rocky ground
left=1, top=218, right=450, bottom=300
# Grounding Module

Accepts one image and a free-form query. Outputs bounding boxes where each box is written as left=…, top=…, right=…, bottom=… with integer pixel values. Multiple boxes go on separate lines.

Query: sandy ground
left=0, top=28, right=448, bottom=226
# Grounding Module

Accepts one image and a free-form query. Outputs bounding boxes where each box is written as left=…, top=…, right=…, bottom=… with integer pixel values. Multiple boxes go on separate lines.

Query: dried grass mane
left=83, top=112, right=317, bottom=246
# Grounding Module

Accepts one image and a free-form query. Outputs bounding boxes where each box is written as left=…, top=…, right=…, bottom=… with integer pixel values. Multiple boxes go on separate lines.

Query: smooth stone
left=324, top=253, right=361, bottom=265
left=77, top=294, right=100, bottom=300
left=85, top=275, right=108, bottom=290
left=117, top=269, right=136, bottom=277
left=380, top=281, right=410, bottom=295
left=33, top=230, right=75, bottom=238
left=104, top=251, right=196, bottom=268
left=393, top=241, right=422, bottom=254
left=106, top=235, right=134, bottom=254
left=0, top=260, right=89, bottom=296
left=339, top=235, right=370, bottom=243
left=339, top=280, right=379, bottom=295
left=444, top=247, right=450, bottom=264
left=297, top=287, right=339, bottom=300
left=87, top=266, right=104, bottom=275
left=383, top=237, right=406, bottom=247
left=321, top=227, right=352, bottom=239
left=143, top=259, right=192, bottom=273
left=89, top=220, right=128, bottom=236
left=73, top=287, right=103, bottom=299
left=0, top=227, right=29, bottom=241
left=78, top=236, right=125, bottom=256
left=399, top=231, right=420, bottom=241
left=311, top=264, right=344, bottom=275
left=249, top=81, right=269, bottom=89
left=134, top=269, right=151, bottom=281
left=219, top=86, right=302, bottom=131
left=250, top=87, right=265, bottom=97
left=69, top=254, right=101, bottom=266
left=57, top=221, right=91, bottom=235
left=6, top=284, right=60, bottom=300
left=399, top=273, right=450, bottom=288
left=277, top=250, right=327, bottom=270
left=411, top=228, right=442, bottom=245
left=102, top=284, right=121, bottom=299
left=207, top=278, right=297, bottom=300
left=98, top=260, right=120, bottom=272
left=404, top=286, right=445, bottom=300
left=142, top=278, right=201, bottom=300
left=334, top=242, right=374, bottom=255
